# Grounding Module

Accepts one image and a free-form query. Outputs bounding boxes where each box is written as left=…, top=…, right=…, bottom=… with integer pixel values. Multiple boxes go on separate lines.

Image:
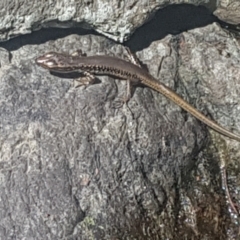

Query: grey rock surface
left=0, top=0, right=209, bottom=42
left=179, top=24, right=240, bottom=143
left=1, top=22, right=240, bottom=239
left=214, top=0, right=240, bottom=24
left=1, top=33, right=205, bottom=239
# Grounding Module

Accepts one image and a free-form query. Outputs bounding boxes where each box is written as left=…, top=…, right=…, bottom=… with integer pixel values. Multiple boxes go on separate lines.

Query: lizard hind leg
left=112, top=79, right=133, bottom=109
left=124, top=46, right=142, bottom=67
left=112, top=46, right=142, bottom=107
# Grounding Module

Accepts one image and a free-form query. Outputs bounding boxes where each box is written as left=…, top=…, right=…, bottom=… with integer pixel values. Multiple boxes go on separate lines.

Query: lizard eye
left=44, top=53, right=55, bottom=58
left=43, top=59, right=57, bottom=67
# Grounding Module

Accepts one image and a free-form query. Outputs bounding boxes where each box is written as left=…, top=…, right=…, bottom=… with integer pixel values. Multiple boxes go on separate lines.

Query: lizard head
left=35, top=52, right=73, bottom=72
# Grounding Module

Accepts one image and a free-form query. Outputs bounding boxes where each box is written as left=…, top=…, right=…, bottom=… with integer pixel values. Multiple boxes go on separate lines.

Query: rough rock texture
left=0, top=1, right=240, bottom=239
left=214, top=0, right=240, bottom=24
left=179, top=24, right=240, bottom=146
left=0, top=33, right=204, bottom=239
left=0, top=0, right=208, bottom=42
left=178, top=24, right=240, bottom=238
left=1, top=22, right=240, bottom=239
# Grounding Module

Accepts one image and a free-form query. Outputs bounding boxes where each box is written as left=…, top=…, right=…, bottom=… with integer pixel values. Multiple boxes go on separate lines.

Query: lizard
left=35, top=50, right=240, bottom=142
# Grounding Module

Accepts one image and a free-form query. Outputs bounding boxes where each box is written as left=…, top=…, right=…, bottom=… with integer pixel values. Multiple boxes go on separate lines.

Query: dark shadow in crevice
left=0, top=4, right=237, bottom=52
left=0, top=26, right=97, bottom=51
left=124, top=4, right=234, bottom=51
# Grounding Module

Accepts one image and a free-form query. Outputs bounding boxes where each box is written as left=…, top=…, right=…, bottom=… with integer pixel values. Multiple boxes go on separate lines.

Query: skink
left=35, top=51, right=240, bottom=142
